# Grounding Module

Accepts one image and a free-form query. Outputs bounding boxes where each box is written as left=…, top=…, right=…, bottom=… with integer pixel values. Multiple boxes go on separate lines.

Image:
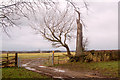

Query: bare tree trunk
left=64, top=44, right=72, bottom=57
left=75, top=11, right=83, bottom=56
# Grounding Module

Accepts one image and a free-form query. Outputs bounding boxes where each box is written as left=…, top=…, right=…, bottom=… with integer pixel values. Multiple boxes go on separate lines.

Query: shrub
left=80, top=50, right=118, bottom=62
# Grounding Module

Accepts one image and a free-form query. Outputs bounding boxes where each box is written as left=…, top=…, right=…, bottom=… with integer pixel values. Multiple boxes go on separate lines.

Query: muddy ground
left=20, top=58, right=118, bottom=80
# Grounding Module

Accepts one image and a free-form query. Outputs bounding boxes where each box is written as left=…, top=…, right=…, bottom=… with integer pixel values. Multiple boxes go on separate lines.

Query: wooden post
left=6, top=53, right=9, bottom=66
left=15, top=53, right=18, bottom=67
left=52, top=51, right=54, bottom=65
left=48, top=56, right=50, bottom=65
left=58, top=55, right=59, bottom=64
left=18, top=57, right=20, bottom=67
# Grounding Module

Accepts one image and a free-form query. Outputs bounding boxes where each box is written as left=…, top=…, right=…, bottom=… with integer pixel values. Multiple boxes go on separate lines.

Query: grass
left=54, top=61, right=119, bottom=78
left=2, top=67, right=52, bottom=79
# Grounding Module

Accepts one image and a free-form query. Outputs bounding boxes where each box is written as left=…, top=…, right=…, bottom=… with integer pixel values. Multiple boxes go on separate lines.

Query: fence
left=0, top=53, right=18, bottom=67
left=46, top=51, right=69, bottom=66
left=53, top=55, right=68, bottom=65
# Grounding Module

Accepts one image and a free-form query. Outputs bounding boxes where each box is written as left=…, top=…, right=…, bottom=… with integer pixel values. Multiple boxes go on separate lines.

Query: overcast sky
left=1, top=1, right=118, bottom=51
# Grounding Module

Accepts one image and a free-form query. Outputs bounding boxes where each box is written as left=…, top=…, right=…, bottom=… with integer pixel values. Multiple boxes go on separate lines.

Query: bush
left=80, top=50, right=118, bottom=62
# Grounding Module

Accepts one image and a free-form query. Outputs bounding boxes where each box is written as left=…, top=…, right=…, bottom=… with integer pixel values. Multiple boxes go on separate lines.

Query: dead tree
left=0, top=1, right=30, bottom=36
left=0, top=0, right=88, bottom=59
left=67, top=0, right=88, bottom=57
left=0, top=0, right=55, bottom=36
left=75, top=10, right=83, bottom=56
left=31, top=5, right=76, bottom=57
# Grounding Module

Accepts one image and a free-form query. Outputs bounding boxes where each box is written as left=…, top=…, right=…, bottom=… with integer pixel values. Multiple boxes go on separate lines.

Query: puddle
left=22, top=64, right=27, bottom=67
left=54, top=69, right=65, bottom=73
left=54, top=76, right=63, bottom=79
left=39, top=66, right=46, bottom=68
left=25, top=67, right=36, bottom=71
left=22, top=62, right=30, bottom=67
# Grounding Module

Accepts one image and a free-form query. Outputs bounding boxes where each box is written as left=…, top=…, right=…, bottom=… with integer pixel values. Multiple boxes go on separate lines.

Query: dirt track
left=20, top=58, right=117, bottom=80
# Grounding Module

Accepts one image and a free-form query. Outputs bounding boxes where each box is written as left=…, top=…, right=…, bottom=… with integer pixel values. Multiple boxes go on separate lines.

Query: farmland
left=1, top=50, right=119, bottom=79
left=2, top=52, right=75, bottom=59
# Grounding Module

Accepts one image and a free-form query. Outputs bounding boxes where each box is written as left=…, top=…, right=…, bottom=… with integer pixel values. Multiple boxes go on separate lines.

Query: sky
left=1, top=0, right=118, bottom=51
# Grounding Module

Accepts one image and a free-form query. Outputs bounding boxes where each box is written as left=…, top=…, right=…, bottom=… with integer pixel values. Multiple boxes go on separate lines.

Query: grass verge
left=2, top=67, right=52, bottom=79
left=54, top=61, right=119, bottom=78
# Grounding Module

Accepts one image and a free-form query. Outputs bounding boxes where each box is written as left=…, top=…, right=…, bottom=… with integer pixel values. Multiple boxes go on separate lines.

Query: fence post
left=15, top=53, right=18, bottom=67
left=18, top=57, right=20, bottom=67
left=52, top=51, right=54, bottom=65
left=48, top=56, right=50, bottom=64
left=6, top=53, right=9, bottom=66
left=58, top=55, right=59, bottom=64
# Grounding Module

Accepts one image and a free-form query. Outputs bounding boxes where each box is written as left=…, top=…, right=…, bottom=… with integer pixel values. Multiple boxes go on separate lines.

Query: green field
left=2, top=67, right=52, bottom=79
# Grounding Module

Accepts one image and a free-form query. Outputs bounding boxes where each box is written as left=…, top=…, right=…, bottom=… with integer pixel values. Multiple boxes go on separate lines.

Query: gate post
left=52, top=51, right=54, bottom=65
left=15, top=53, right=18, bottom=67
left=58, top=55, right=59, bottom=64
left=7, top=53, right=9, bottom=65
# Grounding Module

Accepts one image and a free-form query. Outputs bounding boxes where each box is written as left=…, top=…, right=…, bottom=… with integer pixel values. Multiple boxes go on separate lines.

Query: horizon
left=1, top=49, right=118, bottom=52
